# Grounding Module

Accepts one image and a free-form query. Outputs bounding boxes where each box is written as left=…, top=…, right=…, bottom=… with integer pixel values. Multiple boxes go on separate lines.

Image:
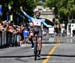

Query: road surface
left=0, top=35, right=75, bottom=63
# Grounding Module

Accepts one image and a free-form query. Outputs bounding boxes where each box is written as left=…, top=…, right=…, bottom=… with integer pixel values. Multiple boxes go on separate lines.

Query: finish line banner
left=0, top=5, right=2, bottom=16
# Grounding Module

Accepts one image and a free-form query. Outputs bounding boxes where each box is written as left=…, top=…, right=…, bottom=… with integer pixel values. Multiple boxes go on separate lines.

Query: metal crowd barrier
left=0, top=31, right=2, bottom=47
left=0, top=31, right=18, bottom=48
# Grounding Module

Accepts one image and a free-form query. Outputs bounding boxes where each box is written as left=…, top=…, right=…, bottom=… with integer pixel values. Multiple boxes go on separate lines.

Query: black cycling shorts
left=32, top=26, right=42, bottom=37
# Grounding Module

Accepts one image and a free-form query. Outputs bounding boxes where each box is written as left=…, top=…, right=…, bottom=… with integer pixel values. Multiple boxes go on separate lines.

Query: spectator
left=23, top=27, right=29, bottom=44
left=28, top=27, right=34, bottom=48
left=19, top=25, right=25, bottom=47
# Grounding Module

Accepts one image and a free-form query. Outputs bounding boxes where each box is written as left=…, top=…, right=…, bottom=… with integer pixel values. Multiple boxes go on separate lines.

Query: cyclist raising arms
left=20, top=6, right=52, bottom=57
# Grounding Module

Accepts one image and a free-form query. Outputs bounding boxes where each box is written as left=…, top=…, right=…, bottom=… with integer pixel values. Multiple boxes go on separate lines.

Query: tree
left=13, top=0, right=36, bottom=16
left=45, top=0, right=75, bottom=23
left=11, top=0, right=37, bottom=25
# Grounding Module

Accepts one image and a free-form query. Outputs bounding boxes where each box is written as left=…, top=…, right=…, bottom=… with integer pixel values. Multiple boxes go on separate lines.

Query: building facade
left=34, top=5, right=55, bottom=21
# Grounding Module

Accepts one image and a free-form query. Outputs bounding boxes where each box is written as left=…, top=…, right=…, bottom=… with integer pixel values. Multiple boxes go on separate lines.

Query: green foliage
left=22, top=0, right=36, bottom=16
left=45, top=0, right=75, bottom=22
left=0, top=0, right=39, bottom=22
left=10, top=0, right=37, bottom=16
left=71, top=5, right=75, bottom=13
left=59, top=7, right=69, bottom=16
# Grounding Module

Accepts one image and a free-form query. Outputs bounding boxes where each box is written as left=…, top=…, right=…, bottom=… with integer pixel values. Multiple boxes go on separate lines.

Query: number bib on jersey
left=30, top=21, right=41, bottom=26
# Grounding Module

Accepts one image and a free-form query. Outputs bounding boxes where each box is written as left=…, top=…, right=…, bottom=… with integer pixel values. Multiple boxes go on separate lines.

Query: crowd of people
left=0, top=18, right=61, bottom=48
left=0, top=20, right=31, bottom=47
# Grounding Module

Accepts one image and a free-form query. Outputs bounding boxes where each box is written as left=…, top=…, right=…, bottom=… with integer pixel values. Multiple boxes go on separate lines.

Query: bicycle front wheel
left=34, top=41, right=38, bottom=60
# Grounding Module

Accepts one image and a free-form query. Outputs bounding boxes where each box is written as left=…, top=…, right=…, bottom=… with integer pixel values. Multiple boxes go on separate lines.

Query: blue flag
left=0, top=5, right=2, bottom=16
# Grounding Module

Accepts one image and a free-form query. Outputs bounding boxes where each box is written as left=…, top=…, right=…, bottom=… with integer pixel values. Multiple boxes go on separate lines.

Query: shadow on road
left=0, top=55, right=34, bottom=58
left=0, top=54, right=75, bottom=58
left=41, top=54, right=75, bottom=57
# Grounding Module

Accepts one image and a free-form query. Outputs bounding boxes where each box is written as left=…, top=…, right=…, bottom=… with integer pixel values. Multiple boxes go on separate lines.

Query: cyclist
left=20, top=6, right=52, bottom=57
